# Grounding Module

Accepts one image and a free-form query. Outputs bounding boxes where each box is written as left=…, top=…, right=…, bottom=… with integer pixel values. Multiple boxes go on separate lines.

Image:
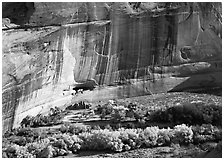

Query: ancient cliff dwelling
left=2, top=2, right=222, bottom=158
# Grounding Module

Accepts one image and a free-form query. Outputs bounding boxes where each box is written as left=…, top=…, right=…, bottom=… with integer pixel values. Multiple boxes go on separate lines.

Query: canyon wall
left=2, top=2, right=222, bottom=131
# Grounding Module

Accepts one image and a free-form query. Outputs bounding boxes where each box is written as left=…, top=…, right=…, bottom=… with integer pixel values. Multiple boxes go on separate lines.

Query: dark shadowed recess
left=2, top=2, right=35, bottom=26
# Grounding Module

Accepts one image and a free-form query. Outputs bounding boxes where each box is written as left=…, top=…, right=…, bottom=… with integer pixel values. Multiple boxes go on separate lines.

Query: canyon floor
left=35, top=89, right=221, bottom=158
left=2, top=89, right=221, bottom=158
left=59, top=143, right=220, bottom=158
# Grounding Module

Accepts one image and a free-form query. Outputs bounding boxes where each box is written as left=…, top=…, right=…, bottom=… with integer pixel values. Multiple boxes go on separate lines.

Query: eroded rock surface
left=2, top=2, right=222, bottom=131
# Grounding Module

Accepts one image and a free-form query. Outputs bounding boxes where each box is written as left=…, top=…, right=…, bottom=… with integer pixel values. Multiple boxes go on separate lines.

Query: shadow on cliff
left=2, top=2, right=35, bottom=26
left=169, top=73, right=222, bottom=96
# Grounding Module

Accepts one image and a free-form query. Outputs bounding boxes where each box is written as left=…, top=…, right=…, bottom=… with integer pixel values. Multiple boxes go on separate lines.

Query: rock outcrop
left=2, top=2, right=222, bottom=131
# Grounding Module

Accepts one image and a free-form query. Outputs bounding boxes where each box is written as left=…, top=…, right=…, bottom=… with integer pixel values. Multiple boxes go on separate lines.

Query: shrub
left=139, top=126, right=160, bottom=147
left=54, top=134, right=73, bottom=150
left=118, top=128, right=142, bottom=149
left=66, top=101, right=91, bottom=110
left=59, top=124, right=70, bottom=133
left=111, top=109, right=126, bottom=123
left=4, top=127, right=39, bottom=139
left=134, top=108, right=147, bottom=121
left=3, top=130, right=15, bottom=138
left=125, top=104, right=135, bottom=119
left=78, top=129, right=124, bottom=152
left=172, top=124, right=193, bottom=145
left=26, top=138, right=51, bottom=157
left=32, top=114, right=50, bottom=127
left=192, top=124, right=222, bottom=144
left=3, top=123, right=221, bottom=158
left=49, top=107, right=62, bottom=116
left=115, top=123, right=122, bottom=130
left=15, top=146, right=35, bottom=158
left=5, top=144, right=34, bottom=158
left=52, top=139, right=68, bottom=150
left=78, top=132, right=93, bottom=150
left=95, top=103, right=114, bottom=119
left=20, top=107, right=64, bottom=128
left=70, top=135, right=83, bottom=153
left=157, top=128, right=173, bottom=146
left=37, top=145, right=55, bottom=158
left=69, top=123, right=90, bottom=134
left=95, top=101, right=151, bottom=122
left=27, top=143, right=44, bottom=157
left=15, top=128, right=39, bottom=138
left=91, top=125, right=102, bottom=130
left=2, top=151, right=8, bottom=158
left=5, top=144, right=18, bottom=158
left=59, top=123, right=90, bottom=134
left=35, top=135, right=73, bottom=157
left=126, top=122, right=136, bottom=129
left=10, top=136, right=27, bottom=146
left=126, top=103, right=148, bottom=121
left=149, top=102, right=222, bottom=126
left=5, top=128, right=40, bottom=146
left=20, top=115, right=34, bottom=127
left=104, top=124, right=113, bottom=131
left=93, top=130, right=124, bottom=152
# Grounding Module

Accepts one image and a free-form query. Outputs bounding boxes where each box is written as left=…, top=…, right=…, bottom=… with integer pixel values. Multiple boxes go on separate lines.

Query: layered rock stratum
left=2, top=2, right=222, bottom=131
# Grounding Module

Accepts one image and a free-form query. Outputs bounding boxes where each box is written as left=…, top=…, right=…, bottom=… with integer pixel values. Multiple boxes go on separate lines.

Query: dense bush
left=149, top=102, right=222, bottom=126
left=4, top=127, right=39, bottom=138
left=111, top=108, right=127, bottom=123
left=4, top=144, right=34, bottom=158
left=65, top=101, right=91, bottom=110
left=20, top=107, right=64, bottom=127
left=79, top=129, right=124, bottom=152
left=95, top=101, right=221, bottom=126
left=94, top=101, right=148, bottom=122
left=118, top=128, right=142, bottom=150
left=126, top=103, right=148, bottom=121
left=15, top=128, right=40, bottom=138
left=20, top=116, right=35, bottom=128
left=157, top=128, right=173, bottom=146
left=3, top=124, right=221, bottom=158
left=3, top=128, right=40, bottom=147
left=104, top=124, right=113, bottom=131
left=139, top=126, right=160, bottom=147
left=59, top=123, right=90, bottom=134
left=27, top=138, right=51, bottom=157
left=9, top=136, right=28, bottom=146
left=172, top=124, right=193, bottom=144
left=192, top=124, right=222, bottom=144
left=94, top=103, right=114, bottom=119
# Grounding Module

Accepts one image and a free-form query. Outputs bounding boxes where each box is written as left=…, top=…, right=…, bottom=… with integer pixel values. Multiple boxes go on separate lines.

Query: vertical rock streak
left=2, top=3, right=222, bottom=131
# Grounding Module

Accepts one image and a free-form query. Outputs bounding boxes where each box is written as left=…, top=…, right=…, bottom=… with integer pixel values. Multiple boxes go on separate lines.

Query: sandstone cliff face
left=2, top=2, right=222, bottom=131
